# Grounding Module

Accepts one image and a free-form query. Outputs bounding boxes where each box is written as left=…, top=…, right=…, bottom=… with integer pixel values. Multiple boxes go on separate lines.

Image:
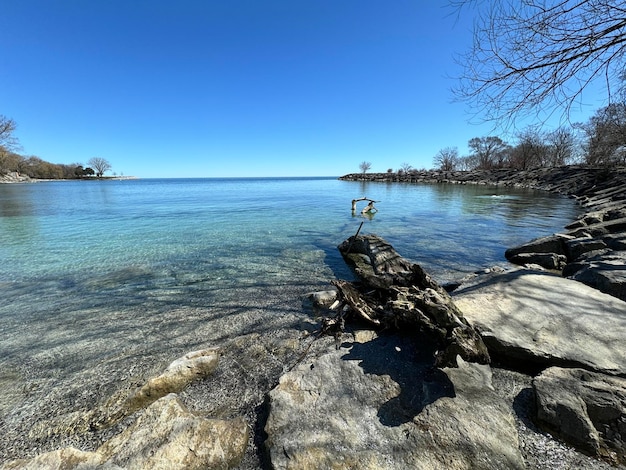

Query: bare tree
left=509, top=127, right=548, bottom=170
left=359, top=161, right=372, bottom=174
left=580, top=102, right=626, bottom=165
left=399, top=162, right=413, bottom=173
left=0, top=115, right=18, bottom=150
left=453, top=0, right=626, bottom=125
left=467, top=136, right=509, bottom=169
left=545, top=127, right=577, bottom=166
left=433, top=147, right=459, bottom=171
left=0, top=116, right=20, bottom=175
left=88, top=157, right=112, bottom=177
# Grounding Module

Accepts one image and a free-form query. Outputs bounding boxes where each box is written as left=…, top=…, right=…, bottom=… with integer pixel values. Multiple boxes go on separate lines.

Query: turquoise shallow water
left=0, top=177, right=580, bottom=452
left=0, top=177, right=580, bottom=284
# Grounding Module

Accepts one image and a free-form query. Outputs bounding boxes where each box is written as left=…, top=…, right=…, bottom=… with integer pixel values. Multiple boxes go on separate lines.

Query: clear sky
left=0, top=1, right=602, bottom=178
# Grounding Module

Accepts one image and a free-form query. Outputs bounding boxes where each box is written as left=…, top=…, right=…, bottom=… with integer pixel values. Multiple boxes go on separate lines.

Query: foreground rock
left=97, top=394, right=248, bottom=469
left=533, top=367, right=626, bottom=465
left=265, top=332, right=524, bottom=470
left=3, top=394, right=248, bottom=470
left=2, top=348, right=249, bottom=470
left=452, top=269, right=626, bottom=376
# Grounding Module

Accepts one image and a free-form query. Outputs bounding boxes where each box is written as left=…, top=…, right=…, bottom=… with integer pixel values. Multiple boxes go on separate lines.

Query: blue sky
left=0, top=1, right=602, bottom=178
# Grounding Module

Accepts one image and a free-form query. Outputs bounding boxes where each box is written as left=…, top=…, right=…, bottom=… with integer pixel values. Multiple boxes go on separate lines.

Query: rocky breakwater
left=266, top=234, right=626, bottom=468
left=503, top=166, right=626, bottom=301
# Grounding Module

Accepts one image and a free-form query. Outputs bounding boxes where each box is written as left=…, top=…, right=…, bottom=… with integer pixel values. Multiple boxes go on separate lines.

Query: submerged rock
left=95, top=348, right=220, bottom=428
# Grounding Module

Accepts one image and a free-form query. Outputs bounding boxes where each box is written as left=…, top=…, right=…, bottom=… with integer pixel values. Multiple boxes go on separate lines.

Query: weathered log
left=335, top=234, right=490, bottom=367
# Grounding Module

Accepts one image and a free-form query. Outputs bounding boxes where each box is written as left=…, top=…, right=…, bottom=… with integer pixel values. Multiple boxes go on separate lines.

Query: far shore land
left=0, top=171, right=138, bottom=183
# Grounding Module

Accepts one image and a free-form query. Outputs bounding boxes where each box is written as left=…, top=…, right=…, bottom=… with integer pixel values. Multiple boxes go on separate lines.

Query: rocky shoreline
left=342, top=165, right=626, bottom=302
left=3, top=165, right=626, bottom=469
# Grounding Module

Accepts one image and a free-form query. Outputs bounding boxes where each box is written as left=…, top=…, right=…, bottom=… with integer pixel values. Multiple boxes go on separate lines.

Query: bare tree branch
left=452, top=0, right=626, bottom=126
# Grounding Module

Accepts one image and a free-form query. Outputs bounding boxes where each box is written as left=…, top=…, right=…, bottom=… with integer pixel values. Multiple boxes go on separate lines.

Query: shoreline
left=2, top=166, right=625, bottom=469
left=0, top=172, right=138, bottom=183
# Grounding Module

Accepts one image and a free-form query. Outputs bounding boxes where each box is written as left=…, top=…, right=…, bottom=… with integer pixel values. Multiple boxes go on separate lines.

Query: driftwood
left=351, top=197, right=378, bottom=214
left=333, top=233, right=490, bottom=367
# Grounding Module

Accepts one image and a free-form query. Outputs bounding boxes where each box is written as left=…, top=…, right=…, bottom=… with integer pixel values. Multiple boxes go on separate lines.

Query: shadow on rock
left=341, top=331, right=455, bottom=427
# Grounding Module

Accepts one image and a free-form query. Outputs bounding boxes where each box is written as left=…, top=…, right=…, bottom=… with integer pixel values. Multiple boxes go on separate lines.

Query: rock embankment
left=339, top=165, right=623, bottom=193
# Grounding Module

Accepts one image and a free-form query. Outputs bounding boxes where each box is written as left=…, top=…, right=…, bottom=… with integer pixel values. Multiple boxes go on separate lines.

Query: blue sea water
left=0, top=177, right=580, bottom=435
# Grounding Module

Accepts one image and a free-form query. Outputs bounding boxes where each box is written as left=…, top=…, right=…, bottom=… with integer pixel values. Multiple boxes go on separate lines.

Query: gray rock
left=1, top=448, right=120, bottom=470
left=307, top=289, right=338, bottom=308
left=533, top=367, right=626, bottom=465
left=603, top=233, right=626, bottom=250
left=265, top=333, right=524, bottom=470
left=567, top=251, right=626, bottom=301
left=508, top=252, right=568, bottom=270
left=452, top=270, right=626, bottom=375
left=577, top=217, right=626, bottom=237
left=505, top=234, right=570, bottom=259
left=565, top=237, right=608, bottom=261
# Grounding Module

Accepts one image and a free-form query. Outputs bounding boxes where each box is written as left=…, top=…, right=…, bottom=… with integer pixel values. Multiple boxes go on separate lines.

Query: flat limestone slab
left=452, top=270, right=626, bottom=376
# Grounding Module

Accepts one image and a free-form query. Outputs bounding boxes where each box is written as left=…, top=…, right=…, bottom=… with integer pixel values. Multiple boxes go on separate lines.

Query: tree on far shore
left=359, top=161, right=372, bottom=174
left=0, top=115, right=18, bottom=151
left=434, top=147, right=459, bottom=171
left=88, top=157, right=112, bottom=177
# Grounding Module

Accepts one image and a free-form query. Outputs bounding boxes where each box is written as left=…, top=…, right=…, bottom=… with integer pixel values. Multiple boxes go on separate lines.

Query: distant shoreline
left=0, top=172, right=138, bottom=183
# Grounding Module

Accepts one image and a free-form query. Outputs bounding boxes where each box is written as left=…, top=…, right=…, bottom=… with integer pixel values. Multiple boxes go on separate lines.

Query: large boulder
left=505, top=234, right=569, bottom=259
left=265, top=332, right=524, bottom=470
left=533, top=367, right=626, bottom=465
left=565, top=237, right=608, bottom=260
left=452, top=270, right=626, bottom=376
left=507, top=252, right=567, bottom=270
left=505, top=234, right=573, bottom=270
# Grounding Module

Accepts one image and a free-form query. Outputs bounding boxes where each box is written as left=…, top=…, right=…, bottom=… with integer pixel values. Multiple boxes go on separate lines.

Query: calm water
left=0, top=177, right=579, bottom=448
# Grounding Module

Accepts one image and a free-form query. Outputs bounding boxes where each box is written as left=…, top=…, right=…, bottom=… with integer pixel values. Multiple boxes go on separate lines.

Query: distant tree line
left=431, top=102, right=626, bottom=172
left=0, top=115, right=112, bottom=179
